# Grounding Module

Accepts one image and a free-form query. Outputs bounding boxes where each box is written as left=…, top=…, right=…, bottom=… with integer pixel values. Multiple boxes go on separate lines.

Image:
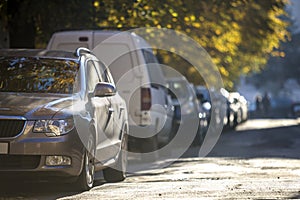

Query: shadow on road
left=0, top=182, right=77, bottom=199
left=181, top=118, right=300, bottom=159
left=0, top=178, right=106, bottom=199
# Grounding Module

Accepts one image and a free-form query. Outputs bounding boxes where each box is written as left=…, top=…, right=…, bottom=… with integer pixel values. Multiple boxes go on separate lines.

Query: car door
left=85, top=60, right=112, bottom=162
left=106, top=66, right=126, bottom=145
left=94, top=60, right=123, bottom=159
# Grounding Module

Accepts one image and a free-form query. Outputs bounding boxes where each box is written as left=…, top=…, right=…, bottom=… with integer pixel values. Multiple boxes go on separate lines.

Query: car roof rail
left=75, top=47, right=91, bottom=57
left=55, top=26, right=139, bottom=32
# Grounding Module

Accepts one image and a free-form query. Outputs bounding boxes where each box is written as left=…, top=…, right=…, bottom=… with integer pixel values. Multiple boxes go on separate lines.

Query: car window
left=0, top=57, right=79, bottom=94
left=167, top=81, right=190, bottom=99
left=86, top=60, right=100, bottom=92
left=94, top=60, right=115, bottom=85
left=142, top=49, right=166, bottom=87
left=94, top=60, right=107, bottom=82
left=104, top=67, right=115, bottom=85
left=142, top=49, right=158, bottom=64
left=105, top=69, right=115, bottom=85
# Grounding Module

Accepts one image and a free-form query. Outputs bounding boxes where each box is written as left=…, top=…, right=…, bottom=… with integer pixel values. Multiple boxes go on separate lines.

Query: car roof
left=53, top=30, right=153, bottom=49
left=166, top=76, right=188, bottom=82
left=0, top=49, right=78, bottom=60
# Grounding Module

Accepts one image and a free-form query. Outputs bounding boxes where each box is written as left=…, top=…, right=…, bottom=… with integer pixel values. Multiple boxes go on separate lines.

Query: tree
left=0, top=0, right=290, bottom=89
left=0, top=0, right=9, bottom=48
left=3, top=0, right=96, bottom=48
left=92, top=0, right=290, bottom=89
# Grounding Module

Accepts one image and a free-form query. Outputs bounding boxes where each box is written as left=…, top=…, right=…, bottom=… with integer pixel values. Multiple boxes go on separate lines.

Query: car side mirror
left=94, top=82, right=116, bottom=97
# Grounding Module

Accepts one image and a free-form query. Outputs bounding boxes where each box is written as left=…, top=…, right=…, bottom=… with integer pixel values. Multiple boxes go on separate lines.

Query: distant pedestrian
left=262, top=92, right=271, bottom=115
left=255, top=95, right=263, bottom=113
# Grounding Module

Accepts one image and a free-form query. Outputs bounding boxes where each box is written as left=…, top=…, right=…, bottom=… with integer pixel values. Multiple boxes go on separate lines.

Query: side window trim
left=86, top=59, right=102, bottom=93
left=94, top=60, right=115, bottom=85
left=87, top=60, right=102, bottom=82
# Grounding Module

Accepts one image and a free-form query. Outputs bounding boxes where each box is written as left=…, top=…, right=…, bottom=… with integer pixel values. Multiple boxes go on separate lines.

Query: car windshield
left=196, top=87, right=211, bottom=102
left=168, top=80, right=190, bottom=100
left=0, top=56, right=79, bottom=94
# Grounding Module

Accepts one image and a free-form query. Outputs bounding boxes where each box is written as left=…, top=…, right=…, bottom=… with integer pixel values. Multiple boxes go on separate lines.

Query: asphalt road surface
left=0, top=118, right=300, bottom=200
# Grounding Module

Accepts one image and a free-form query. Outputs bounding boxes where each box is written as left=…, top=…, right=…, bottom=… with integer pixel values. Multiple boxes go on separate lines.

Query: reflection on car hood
left=0, top=92, right=75, bottom=120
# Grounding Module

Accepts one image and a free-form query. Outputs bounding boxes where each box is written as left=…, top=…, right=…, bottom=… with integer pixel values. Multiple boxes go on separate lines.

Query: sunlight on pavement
left=236, top=118, right=300, bottom=131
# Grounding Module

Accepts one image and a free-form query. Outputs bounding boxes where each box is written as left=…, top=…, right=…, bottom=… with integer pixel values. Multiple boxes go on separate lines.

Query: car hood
left=0, top=92, right=75, bottom=120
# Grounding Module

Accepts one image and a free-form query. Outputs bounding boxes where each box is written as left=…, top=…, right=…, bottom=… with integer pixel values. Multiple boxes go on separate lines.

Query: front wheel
left=76, top=134, right=95, bottom=191
left=103, top=133, right=128, bottom=182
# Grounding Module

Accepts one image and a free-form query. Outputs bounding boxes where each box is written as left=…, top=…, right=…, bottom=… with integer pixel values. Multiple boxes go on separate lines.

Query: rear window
left=0, top=57, right=79, bottom=94
left=167, top=80, right=190, bottom=99
left=142, top=49, right=166, bottom=87
left=196, top=87, right=211, bottom=102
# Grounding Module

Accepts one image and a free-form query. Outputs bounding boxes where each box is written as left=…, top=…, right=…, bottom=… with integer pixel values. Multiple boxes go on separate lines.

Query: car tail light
left=141, top=88, right=151, bottom=110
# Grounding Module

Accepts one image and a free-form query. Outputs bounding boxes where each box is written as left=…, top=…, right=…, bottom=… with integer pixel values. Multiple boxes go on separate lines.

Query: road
left=0, top=118, right=300, bottom=199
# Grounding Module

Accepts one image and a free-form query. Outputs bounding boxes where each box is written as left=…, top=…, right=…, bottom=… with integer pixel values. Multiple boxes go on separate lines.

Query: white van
left=47, top=30, right=174, bottom=153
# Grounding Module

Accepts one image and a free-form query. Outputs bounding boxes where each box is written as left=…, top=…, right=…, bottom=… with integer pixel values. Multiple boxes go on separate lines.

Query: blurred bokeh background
left=1, top=0, right=299, bottom=116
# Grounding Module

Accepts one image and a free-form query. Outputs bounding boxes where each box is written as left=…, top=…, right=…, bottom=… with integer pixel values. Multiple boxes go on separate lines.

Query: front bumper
left=0, top=121, right=85, bottom=178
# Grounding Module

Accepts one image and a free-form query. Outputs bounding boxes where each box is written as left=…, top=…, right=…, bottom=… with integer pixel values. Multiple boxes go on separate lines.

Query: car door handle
left=118, top=107, right=125, bottom=119
left=120, top=107, right=125, bottom=112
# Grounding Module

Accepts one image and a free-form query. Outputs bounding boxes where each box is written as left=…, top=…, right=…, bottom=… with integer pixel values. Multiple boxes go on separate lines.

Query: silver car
left=0, top=48, right=129, bottom=190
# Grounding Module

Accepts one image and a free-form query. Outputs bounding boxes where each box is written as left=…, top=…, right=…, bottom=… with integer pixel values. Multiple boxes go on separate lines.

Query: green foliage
left=94, top=0, right=290, bottom=89
left=0, top=0, right=290, bottom=89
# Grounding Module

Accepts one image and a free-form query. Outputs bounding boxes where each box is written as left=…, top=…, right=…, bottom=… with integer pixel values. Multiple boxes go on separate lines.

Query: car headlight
left=33, top=119, right=74, bottom=136
left=202, top=102, right=212, bottom=111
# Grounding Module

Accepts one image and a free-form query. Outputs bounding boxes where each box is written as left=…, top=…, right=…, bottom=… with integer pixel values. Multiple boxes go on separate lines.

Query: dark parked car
left=0, top=48, right=128, bottom=190
left=194, top=85, right=212, bottom=123
left=194, top=85, right=227, bottom=132
left=166, top=77, right=208, bottom=146
left=291, top=102, right=300, bottom=118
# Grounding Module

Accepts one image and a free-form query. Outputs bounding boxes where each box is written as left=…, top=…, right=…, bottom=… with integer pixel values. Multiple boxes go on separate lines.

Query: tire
left=233, top=110, right=242, bottom=128
left=141, top=135, right=159, bottom=153
left=76, top=134, right=95, bottom=191
left=103, top=133, right=128, bottom=182
left=193, top=121, right=204, bottom=146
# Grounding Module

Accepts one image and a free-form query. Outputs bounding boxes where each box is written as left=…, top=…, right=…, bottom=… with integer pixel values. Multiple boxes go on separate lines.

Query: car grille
left=0, top=155, right=40, bottom=170
left=0, top=119, right=25, bottom=138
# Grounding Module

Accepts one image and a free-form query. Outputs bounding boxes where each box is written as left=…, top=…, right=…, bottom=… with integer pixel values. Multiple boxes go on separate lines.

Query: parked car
left=47, top=30, right=174, bottom=154
left=166, top=77, right=207, bottom=146
left=220, top=88, right=236, bottom=129
left=238, top=95, right=249, bottom=122
left=229, top=92, right=248, bottom=123
left=194, top=85, right=212, bottom=123
left=0, top=48, right=129, bottom=191
left=194, top=85, right=227, bottom=132
left=190, top=84, right=209, bottom=137
left=220, top=89, right=248, bottom=129
left=291, top=102, right=300, bottom=118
